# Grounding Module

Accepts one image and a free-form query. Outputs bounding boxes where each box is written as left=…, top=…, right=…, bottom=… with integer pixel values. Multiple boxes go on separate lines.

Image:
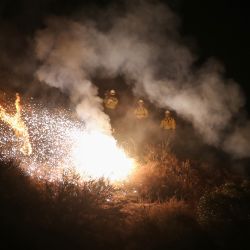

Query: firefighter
left=103, top=89, right=119, bottom=131
left=160, top=110, right=176, bottom=130
left=134, top=99, right=149, bottom=119
left=104, top=89, right=119, bottom=110
left=160, top=110, right=176, bottom=145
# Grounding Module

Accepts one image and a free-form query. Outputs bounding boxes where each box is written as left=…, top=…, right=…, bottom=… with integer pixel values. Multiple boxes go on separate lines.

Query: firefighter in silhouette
left=134, top=99, right=148, bottom=119
left=104, top=89, right=119, bottom=110
left=160, top=110, right=176, bottom=130
left=103, top=89, right=119, bottom=131
left=131, top=99, right=149, bottom=153
left=160, top=110, right=176, bottom=144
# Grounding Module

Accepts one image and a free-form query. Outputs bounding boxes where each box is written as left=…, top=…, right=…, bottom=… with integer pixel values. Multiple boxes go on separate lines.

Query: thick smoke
left=35, top=19, right=111, bottom=132
left=34, top=0, right=249, bottom=158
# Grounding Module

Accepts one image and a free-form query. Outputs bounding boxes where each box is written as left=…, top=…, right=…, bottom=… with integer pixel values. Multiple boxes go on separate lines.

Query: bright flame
left=0, top=96, right=135, bottom=182
left=0, top=93, right=32, bottom=155
left=71, top=131, right=135, bottom=181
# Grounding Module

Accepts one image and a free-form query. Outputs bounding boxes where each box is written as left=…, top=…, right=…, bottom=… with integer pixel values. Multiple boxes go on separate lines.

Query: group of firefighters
left=103, top=89, right=176, bottom=131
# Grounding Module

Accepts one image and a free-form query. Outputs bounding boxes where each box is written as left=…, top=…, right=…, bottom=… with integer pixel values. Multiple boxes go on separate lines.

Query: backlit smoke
left=35, top=19, right=111, bottom=132
left=34, top=0, right=249, bottom=158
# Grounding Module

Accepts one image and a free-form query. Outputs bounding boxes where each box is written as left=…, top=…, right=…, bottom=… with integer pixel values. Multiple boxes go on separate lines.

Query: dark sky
left=1, top=0, right=250, bottom=110
left=179, top=0, right=250, bottom=111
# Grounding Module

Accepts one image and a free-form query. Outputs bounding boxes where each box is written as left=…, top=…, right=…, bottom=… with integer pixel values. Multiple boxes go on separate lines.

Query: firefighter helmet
left=110, top=89, right=116, bottom=96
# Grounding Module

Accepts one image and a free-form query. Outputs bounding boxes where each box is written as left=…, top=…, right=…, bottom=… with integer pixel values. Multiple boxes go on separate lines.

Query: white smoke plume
left=35, top=19, right=111, bottom=132
left=34, top=0, right=249, bottom=158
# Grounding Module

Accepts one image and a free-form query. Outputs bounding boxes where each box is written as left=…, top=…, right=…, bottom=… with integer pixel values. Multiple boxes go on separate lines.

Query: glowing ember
left=0, top=93, right=32, bottom=155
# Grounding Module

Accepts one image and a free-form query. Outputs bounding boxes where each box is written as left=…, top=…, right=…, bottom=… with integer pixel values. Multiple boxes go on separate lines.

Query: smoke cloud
left=34, top=0, right=249, bottom=158
left=35, top=19, right=111, bottom=132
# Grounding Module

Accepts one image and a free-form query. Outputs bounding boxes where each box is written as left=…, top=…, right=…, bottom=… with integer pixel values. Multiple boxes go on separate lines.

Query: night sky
left=0, top=0, right=250, bottom=110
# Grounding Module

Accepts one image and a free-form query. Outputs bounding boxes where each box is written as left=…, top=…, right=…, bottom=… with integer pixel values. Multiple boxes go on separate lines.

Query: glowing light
left=71, top=131, right=135, bottom=181
left=0, top=96, right=135, bottom=182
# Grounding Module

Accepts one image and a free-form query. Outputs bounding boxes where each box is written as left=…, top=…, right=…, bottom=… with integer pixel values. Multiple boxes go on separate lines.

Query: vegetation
left=0, top=144, right=250, bottom=250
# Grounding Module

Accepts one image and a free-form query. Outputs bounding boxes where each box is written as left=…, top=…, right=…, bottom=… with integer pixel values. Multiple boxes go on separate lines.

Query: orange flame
left=0, top=93, right=32, bottom=155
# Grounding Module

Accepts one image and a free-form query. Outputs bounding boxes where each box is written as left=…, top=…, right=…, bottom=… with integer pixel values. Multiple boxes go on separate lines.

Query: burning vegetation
left=0, top=93, right=32, bottom=156
left=0, top=93, right=135, bottom=182
left=0, top=139, right=249, bottom=250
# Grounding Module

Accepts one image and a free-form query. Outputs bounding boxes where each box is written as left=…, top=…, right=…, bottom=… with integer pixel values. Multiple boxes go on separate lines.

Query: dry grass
left=0, top=144, right=249, bottom=250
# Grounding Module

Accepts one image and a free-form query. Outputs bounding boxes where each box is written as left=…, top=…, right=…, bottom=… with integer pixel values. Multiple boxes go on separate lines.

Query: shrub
left=197, top=182, right=250, bottom=249
left=197, top=182, right=250, bottom=226
left=0, top=160, right=123, bottom=250
left=130, top=143, right=202, bottom=202
left=124, top=198, right=211, bottom=250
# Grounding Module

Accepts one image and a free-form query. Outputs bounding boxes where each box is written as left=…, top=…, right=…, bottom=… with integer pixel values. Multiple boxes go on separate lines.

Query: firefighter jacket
left=104, top=96, right=118, bottom=110
left=134, top=107, right=149, bottom=119
left=160, top=117, right=176, bottom=130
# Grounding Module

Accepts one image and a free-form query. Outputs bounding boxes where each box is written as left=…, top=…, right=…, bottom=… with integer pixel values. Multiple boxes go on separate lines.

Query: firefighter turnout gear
left=160, top=110, right=176, bottom=130
left=134, top=100, right=149, bottom=119
left=104, top=90, right=119, bottom=110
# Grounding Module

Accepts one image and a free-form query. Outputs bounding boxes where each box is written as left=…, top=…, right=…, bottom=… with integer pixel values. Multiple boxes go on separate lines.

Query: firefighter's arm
left=113, top=98, right=118, bottom=106
left=134, top=108, right=138, bottom=115
left=106, top=99, right=113, bottom=105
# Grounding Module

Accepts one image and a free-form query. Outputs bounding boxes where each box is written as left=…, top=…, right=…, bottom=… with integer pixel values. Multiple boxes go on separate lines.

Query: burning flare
left=0, top=93, right=32, bottom=155
left=71, top=130, right=135, bottom=182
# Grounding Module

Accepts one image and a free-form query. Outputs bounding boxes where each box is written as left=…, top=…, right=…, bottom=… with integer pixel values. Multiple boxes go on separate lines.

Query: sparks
left=0, top=95, right=135, bottom=183
left=72, top=130, right=135, bottom=181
